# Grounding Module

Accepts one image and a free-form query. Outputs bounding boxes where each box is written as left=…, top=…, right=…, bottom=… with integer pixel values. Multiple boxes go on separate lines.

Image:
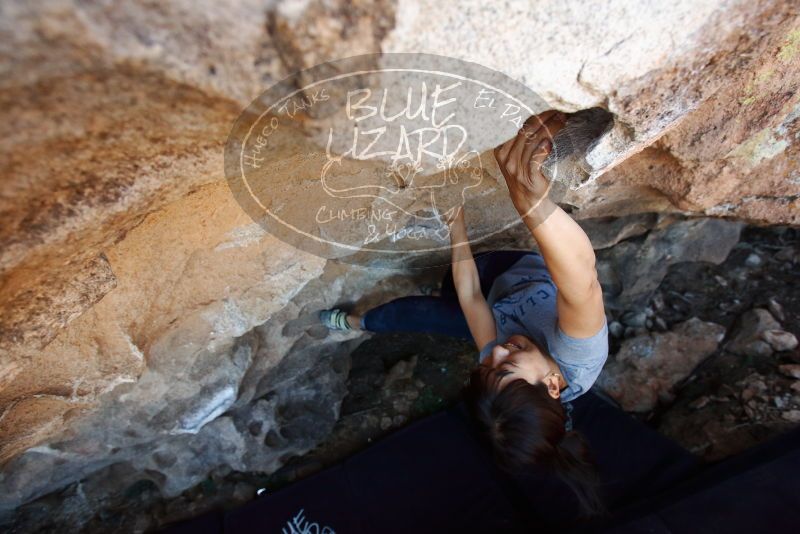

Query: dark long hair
left=464, top=365, right=605, bottom=516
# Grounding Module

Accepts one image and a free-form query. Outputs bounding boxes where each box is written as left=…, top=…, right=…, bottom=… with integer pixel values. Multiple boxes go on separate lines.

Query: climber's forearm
left=521, top=198, right=598, bottom=305
left=450, top=219, right=481, bottom=300
left=449, top=214, right=497, bottom=349
left=522, top=197, right=605, bottom=337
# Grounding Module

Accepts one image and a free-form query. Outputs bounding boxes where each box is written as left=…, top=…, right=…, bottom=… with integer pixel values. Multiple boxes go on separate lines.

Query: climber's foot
left=319, top=308, right=359, bottom=331
left=418, top=283, right=440, bottom=297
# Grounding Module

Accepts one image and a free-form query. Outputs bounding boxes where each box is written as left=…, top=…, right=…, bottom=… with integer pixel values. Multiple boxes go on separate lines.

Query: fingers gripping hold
left=494, top=111, right=565, bottom=171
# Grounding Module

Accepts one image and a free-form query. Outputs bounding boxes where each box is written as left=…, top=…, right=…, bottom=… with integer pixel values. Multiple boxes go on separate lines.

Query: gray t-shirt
left=478, top=253, right=608, bottom=403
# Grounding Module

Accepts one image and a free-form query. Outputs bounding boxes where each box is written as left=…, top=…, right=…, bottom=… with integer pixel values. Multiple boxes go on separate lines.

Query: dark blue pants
left=362, top=250, right=536, bottom=340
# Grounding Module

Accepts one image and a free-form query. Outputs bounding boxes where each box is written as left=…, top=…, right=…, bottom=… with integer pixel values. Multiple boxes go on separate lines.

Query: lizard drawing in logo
left=318, top=147, right=486, bottom=241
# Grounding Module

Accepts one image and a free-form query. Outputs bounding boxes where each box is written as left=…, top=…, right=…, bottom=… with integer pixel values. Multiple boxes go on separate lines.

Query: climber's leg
left=360, top=296, right=472, bottom=339
left=322, top=251, right=535, bottom=336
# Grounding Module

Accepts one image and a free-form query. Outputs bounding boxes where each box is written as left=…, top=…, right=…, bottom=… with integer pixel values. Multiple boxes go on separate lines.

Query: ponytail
left=465, top=365, right=606, bottom=518
left=553, top=431, right=606, bottom=517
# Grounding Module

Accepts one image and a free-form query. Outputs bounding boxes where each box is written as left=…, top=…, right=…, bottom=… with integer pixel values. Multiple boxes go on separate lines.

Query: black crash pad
left=165, top=391, right=702, bottom=533
left=588, top=424, right=800, bottom=532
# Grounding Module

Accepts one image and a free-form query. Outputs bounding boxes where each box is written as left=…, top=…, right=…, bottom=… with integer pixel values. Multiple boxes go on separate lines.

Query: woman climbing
left=320, top=110, right=608, bottom=514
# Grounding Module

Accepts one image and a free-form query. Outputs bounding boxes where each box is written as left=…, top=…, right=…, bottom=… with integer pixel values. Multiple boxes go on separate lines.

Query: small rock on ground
left=762, top=330, right=798, bottom=352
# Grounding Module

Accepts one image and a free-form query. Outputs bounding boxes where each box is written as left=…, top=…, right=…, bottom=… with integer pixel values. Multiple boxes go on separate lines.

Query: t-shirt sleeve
left=478, top=339, right=498, bottom=363
left=549, top=320, right=609, bottom=400
left=551, top=319, right=609, bottom=368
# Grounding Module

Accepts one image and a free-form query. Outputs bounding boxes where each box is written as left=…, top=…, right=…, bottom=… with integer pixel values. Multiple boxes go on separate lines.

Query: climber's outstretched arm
left=448, top=208, right=497, bottom=350
left=494, top=112, right=606, bottom=338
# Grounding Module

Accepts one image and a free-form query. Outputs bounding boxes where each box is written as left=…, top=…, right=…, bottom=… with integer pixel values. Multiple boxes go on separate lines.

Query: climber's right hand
left=493, top=111, right=565, bottom=217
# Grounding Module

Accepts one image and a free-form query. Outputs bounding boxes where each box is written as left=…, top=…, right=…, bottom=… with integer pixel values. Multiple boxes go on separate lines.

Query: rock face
left=1, top=0, right=799, bottom=520
left=597, top=318, right=727, bottom=412
left=596, top=217, right=744, bottom=310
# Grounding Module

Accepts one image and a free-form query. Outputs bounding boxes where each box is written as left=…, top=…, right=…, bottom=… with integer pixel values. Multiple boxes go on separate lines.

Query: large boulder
left=0, top=0, right=799, bottom=520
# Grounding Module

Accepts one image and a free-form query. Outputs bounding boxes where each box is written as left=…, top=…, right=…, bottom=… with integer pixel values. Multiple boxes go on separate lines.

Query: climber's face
left=486, top=334, right=563, bottom=399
